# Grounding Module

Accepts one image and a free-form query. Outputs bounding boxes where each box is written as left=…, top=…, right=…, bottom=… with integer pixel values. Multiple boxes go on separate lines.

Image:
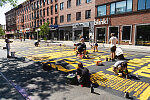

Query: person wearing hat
left=109, top=33, right=118, bottom=61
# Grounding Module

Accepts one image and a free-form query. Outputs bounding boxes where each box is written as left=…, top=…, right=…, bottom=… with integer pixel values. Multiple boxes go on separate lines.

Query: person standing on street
left=5, top=37, right=12, bottom=58
left=109, top=33, right=118, bottom=61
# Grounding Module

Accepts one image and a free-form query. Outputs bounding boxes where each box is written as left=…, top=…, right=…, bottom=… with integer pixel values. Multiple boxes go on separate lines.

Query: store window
left=85, top=10, right=91, bottom=19
left=60, top=15, right=64, bottom=23
left=97, top=5, right=106, bottom=16
left=67, top=14, right=71, bottom=22
left=110, top=0, right=132, bottom=15
left=122, top=26, right=131, bottom=40
left=60, top=2, right=64, bottom=10
left=138, top=0, right=150, bottom=10
left=76, top=12, right=81, bottom=20
left=109, top=27, right=119, bottom=39
left=97, top=28, right=106, bottom=43
left=136, top=25, right=150, bottom=46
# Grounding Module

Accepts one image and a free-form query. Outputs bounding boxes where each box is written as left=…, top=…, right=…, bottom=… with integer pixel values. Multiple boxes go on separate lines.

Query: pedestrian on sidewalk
left=109, top=33, right=118, bottom=61
left=5, top=37, right=12, bottom=58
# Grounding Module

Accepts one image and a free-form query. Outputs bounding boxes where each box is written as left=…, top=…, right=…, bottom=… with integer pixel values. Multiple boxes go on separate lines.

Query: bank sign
left=94, top=18, right=109, bottom=25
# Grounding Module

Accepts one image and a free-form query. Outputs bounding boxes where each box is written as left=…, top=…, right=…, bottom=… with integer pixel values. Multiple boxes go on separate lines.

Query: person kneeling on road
left=113, top=61, right=129, bottom=78
left=76, top=62, right=91, bottom=87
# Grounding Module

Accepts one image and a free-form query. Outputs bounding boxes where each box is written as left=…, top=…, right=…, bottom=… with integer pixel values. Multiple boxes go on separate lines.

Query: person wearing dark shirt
left=76, top=62, right=91, bottom=86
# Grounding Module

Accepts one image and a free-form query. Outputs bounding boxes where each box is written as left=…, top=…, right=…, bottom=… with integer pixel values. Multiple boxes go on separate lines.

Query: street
left=0, top=39, right=150, bottom=100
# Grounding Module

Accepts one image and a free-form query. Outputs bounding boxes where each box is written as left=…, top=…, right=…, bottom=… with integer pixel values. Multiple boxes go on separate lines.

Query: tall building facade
left=58, top=0, right=95, bottom=41
left=95, top=0, right=150, bottom=46
left=5, top=7, right=17, bottom=38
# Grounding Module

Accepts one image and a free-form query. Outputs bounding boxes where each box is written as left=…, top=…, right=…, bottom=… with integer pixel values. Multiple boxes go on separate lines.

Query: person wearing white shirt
left=109, top=33, right=118, bottom=61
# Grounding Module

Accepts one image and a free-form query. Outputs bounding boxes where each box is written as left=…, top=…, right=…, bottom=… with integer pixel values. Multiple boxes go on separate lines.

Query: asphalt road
left=0, top=39, right=150, bottom=100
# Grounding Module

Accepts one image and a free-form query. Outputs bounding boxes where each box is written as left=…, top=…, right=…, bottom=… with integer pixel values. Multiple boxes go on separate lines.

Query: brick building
left=30, top=0, right=59, bottom=40
left=95, top=0, right=150, bottom=46
left=58, top=0, right=95, bottom=41
left=16, top=0, right=31, bottom=39
left=5, top=7, right=17, bottom=38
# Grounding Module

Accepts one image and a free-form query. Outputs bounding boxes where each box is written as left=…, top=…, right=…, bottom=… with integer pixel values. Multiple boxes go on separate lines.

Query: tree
left=0, top=0, right=17, bottom=7
left=0, top=27, right=5, bottom=36
left=39, top=22, right=50, bottom=40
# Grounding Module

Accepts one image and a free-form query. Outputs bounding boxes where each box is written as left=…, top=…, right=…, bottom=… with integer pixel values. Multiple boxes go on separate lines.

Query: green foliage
left=39, top=22, right=50, bottom=40
left=0, top=0, right=17, bottom=7
left=0, top=27, right=5, bottom=36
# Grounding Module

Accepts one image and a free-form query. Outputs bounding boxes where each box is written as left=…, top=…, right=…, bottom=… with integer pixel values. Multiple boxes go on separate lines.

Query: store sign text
left=94, top=18, right=109, bottom=25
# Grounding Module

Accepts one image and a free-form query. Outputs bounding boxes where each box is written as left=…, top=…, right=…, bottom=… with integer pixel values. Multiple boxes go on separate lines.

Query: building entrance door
left=96, top=27, right=106, bottom=43
left=136, top=25, right=150, bottom=46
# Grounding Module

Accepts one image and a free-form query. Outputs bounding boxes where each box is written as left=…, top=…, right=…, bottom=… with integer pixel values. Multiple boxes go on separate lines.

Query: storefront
left=95, top=0, right=150, bottom=46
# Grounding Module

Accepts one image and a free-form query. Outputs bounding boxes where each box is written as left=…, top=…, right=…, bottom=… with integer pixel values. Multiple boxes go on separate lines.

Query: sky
left=0, top=0, right=26, bottom=25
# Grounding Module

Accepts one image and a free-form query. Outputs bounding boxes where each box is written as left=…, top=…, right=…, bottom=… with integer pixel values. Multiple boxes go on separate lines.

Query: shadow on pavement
left=0, top=57, right=75, bottom=100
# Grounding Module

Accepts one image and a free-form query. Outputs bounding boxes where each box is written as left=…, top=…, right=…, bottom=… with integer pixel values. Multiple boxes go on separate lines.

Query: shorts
left=111, top=46, right=116, bottom=52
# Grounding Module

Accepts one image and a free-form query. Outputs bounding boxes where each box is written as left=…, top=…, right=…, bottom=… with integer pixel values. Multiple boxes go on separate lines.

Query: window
left=47, top=7, right=49, bottom=16
left=31, top=3, right=33, bottom=10
left=40, top=0, right=42, bottom=7
left=67, top=0, right=71, bottom=8
left=37, top=1, right=39, bottom=8
left=34, top=2, right=36, bottom=9
left=43, top=19, right=45, bottom=23
left=40, top=9, right=42, bottom=16
left=37, top=11, right=39, bottom=18
left=127, top=0, right=132, bottom=12
left=60, top=15, right=64, bottom=23
left=55, top=4, right=58, bottom=13
left=55, top=16, right=58, bottom=24
left=47, top=0, right=49, bottom=4
left=110, top=3, right=115, bottom=14
left=40, top=19, right=42, bottom=25
left=138, top=0, right=146, bottom=10
left=97, top=5, right=106, bottom=16
left=116, top=1, right=126, bottom=14
left=51, top=17, right=53, bottom=24
left=85, top=10, right=91, bottom=19
left=67, top=14, right=71, bottom=22
left=76, top=0, right=81, bottom=6
left=43, top=9, right=45, bottom=17
left=76, top=12, right=81, bottom=20
left=51, top=0, right=53, bottom=3
left=32, top=13, right=33, bottom=19
left=138, top=0, right=150, bottom=10
left=37, top=20, right=39, bottom=27
left=110, top=0, right=132, bottom=15
left=47, top=18, right=49, bottom=23
left=34, top=21, right=36, bottom=27
left=60, top=2, right=64, bottom=10
left=43, top=0, right=45, bottom=6
left=51, top=6, right=53, bottom=15
left=86, top=0, right=91, bottom=3
left=34, top=11, right=36, bottom=18
left=122, top=26, right=131, bottom=40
